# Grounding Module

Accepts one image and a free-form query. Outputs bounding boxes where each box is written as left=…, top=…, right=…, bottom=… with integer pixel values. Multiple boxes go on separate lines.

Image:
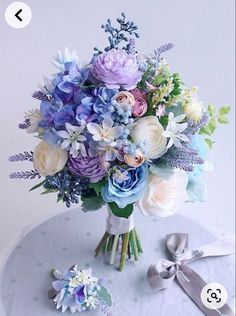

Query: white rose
left=26, top=109, right=42, bottom=133
left=137, top=169, right=188, bottom=216
left=130, top=116, right=167, bottom=159
left=33, top=141, right=68, bottom=176
left=183, top=99, right=203, bottom=121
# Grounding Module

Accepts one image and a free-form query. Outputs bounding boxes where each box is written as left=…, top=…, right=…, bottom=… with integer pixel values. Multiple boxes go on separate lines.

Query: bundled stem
left=95, top=228, right=143, bottom=271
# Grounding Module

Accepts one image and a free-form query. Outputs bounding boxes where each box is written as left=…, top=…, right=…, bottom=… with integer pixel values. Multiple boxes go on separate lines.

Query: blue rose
left=187, top=135, right=209, bottom=202
left=101, top=164, right=148, bottom=208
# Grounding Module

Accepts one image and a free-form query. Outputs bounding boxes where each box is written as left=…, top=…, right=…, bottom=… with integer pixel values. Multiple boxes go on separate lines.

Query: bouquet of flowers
left=9, top=13, right=230, bottom=271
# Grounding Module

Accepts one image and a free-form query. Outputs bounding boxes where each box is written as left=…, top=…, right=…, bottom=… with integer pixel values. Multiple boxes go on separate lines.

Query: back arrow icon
left=15, top=9, right=23, bottom=22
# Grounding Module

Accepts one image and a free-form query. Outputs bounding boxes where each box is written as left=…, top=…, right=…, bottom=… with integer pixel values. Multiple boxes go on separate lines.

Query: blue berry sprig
left=94, top=12, right=139, bottom=53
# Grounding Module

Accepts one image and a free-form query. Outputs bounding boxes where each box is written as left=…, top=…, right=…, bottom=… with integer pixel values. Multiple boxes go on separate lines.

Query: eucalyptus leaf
left=97, top=285, right=112, bottom=307
left=81, top=196, right=105, bottom=212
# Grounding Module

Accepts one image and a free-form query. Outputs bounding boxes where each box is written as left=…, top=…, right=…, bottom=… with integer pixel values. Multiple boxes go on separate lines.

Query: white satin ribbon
left=106, top=209, right=134, bottom=235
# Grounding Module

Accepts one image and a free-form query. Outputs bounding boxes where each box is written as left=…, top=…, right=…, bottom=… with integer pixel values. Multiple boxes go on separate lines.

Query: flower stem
left=109, top=235, right=119, bottom=265
left=130, top=229, right=139, bottom=261
left=118, top=232, right=130, bottom=271
left=134, top=229, right=143, bottom=253
left=95, top=228, right=143, bottom=270
left=107, top=235, right=113, bottom=252
left=95, top=232, right=109, bottom=256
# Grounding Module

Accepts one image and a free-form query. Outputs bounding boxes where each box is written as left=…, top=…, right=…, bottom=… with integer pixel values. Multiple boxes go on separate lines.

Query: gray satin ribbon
left=147, top=233, right=235, bottom=316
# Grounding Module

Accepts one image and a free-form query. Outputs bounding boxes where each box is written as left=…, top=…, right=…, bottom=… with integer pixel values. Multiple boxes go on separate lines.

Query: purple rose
left=92, top=49, right=142, bottom=90
left=68, top=154, right=107, bottom=183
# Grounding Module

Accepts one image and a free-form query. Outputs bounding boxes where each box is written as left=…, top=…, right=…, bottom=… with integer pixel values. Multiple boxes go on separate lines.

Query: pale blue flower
left=89, top=140, right=123, bottom=161
left=87, top=117, right=123, bottom=144
left=57, top=123, right=87, bottom=158
left=52, top=47, right=79, bottom=71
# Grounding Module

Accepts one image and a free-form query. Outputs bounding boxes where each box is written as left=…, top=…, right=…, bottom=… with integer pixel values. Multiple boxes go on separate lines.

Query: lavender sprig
left=18, top=118, right=30, bottom=130
left=8, top=151, right=33, bottom=162
left=184, top=113, right=209, bottom=137
left=154, top=43, right=174, bottom=65
left=32, top=91, right=51, bottom=102
left=160, top=146, right=204, bottom=172
left=9, top=170, right=41, bottom=180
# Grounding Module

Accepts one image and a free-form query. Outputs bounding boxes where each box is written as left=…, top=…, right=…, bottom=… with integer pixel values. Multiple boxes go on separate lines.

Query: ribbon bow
left=147, top=233, right=235, bottom=316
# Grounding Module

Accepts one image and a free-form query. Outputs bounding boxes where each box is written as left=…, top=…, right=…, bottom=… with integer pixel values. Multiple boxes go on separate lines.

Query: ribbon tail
left=147, top=263, right=176, bottom=291
left=176, top=265, right=235, bottom=316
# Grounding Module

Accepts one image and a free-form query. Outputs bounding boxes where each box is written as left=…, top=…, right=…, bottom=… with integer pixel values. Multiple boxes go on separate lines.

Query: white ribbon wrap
left=106, top=209, right=134, bottom=235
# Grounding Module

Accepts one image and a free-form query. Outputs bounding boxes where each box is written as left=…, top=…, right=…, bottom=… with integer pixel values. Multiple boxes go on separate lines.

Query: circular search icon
left=201, top=283, right=228, bottom=310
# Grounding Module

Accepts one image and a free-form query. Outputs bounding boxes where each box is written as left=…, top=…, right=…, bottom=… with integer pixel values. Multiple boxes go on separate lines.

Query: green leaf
left=41, top=189, right=57, bottom=195
left=57, top=196, right=63, bottom=203
left=199, top=126, right=212, bottom=136
left=109, top=202, right=133, bottom=219
left=97, top=285, right=112, bottom=307
left=208, top=104, right=217, bottom=117
left=81, top=195, right=105, bottom=212
left=218, top=115, right=229, bottom=124
left=204, top=138, right=214, bottom=149
left=208, top=119, right=217, bottom=134
left=159, top=115, right=169, bottom=126
left=29, top=179, right=46, bottom=192
left=89, top=178, right=107, bottom=195
left=219, top=106, right=231, bottom=115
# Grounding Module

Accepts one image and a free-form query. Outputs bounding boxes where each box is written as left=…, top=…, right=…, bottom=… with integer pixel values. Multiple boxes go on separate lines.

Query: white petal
left=72, top=141, right=79, bottom=151
left=61, top=139, right=71, bottom=148
left=176, top=122, right=188, bottom=133
left=103, top=116, right=113, bottom=129
left=173, top=138, right=182, bottom=147
left=167, top=138, right=174, bottom=148
left=80, top=144, right=87, bottom=157
left=168, top=112, right=174, bottom=121
left=177, top=134, right=189, bottom=142
left=57, top=130, right=69, bottom=139
left=87, top=122, right=102, bottom=136
left=175, top=114, right=186, bottom=123
left=110, top=126, right=123, bottom=139
left=162, top=131, right=172, bottom=138
left=70, top=147, right=78, bottom=158
left=65, top=122, right=76, bottom=133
